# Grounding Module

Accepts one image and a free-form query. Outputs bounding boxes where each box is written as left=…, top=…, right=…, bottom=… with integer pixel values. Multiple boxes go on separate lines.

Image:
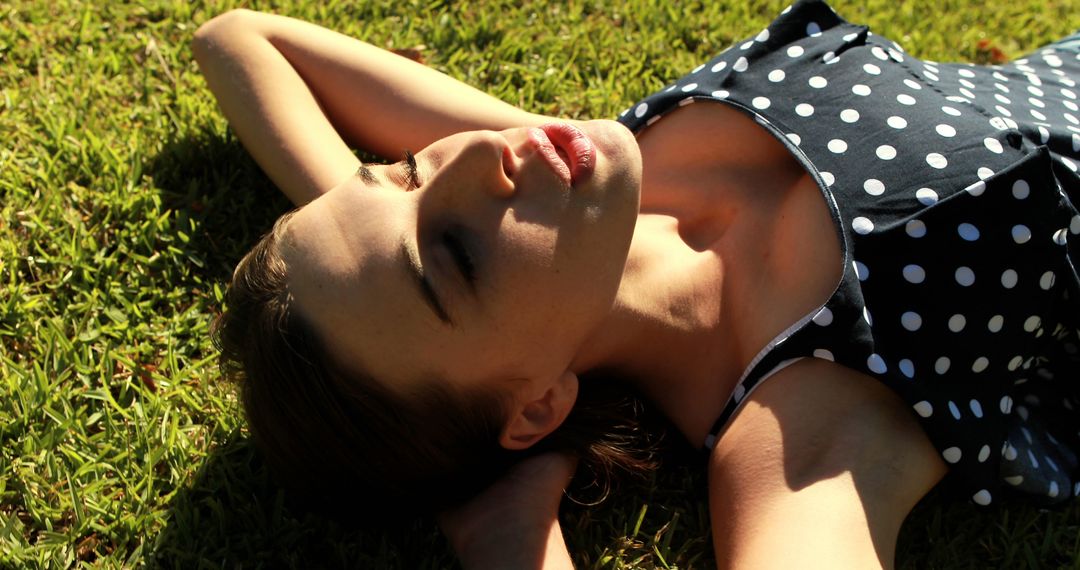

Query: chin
left=581, top=119, right=643, bottom=206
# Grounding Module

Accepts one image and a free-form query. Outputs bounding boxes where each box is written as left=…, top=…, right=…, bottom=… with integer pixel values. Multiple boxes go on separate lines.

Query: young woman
left=195, top=0, right=1080, bottom=567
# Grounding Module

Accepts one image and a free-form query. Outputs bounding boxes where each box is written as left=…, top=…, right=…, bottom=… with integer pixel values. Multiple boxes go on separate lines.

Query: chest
left=633, top=102, right=846, bottom=441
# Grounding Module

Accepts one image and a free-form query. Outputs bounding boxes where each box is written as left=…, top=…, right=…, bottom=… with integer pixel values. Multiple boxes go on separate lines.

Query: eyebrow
left=400, top=239, right=453, bottom=326
left=357, top=163, right=378, bottom=184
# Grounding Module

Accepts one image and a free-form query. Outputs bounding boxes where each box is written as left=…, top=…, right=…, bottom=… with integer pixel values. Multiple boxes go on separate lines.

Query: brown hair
left=213, top=211, right=659, bottom=523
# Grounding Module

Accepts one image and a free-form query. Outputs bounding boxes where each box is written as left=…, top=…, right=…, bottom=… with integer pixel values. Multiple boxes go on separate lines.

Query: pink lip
left=528, top=123, right=596, bottom=187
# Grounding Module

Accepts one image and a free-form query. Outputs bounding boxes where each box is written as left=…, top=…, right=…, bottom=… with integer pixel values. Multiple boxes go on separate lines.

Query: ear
left=499, top=370, right=579, bottom=451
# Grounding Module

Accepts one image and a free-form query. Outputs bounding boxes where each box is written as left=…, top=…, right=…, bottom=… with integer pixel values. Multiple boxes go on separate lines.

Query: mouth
left=528, top=123, right=596, bottom=187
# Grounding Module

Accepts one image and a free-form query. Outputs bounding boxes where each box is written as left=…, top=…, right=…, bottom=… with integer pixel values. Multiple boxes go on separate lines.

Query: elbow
left=191, top=8, right=257, bottom=61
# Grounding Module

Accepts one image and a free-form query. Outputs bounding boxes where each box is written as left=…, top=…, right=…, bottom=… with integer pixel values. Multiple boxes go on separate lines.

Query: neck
left=568, top=213, right=742, bottom=398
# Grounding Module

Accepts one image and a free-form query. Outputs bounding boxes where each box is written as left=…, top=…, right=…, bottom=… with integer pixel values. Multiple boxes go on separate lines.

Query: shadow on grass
left=146, top=432, right=456, bottom=569
left=144, top=130, right=293, bottom=285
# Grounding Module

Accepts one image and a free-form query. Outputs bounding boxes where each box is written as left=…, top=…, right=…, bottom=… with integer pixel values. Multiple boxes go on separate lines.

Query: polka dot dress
left=617, top=0, right=1080, bottom=506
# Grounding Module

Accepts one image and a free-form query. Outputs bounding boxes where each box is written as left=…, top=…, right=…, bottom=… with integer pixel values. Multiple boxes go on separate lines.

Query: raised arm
left=708, top=359, right=947, bottom=569
left=192, top=9, right=550, bottom=205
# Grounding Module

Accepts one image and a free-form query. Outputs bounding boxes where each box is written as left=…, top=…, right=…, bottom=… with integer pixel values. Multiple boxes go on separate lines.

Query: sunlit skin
left=281, top=121, right=643, bottom=444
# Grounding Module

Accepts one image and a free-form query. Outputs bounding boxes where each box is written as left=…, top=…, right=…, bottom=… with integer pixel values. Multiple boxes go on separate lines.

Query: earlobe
left=499, top=371, right=579, bottom=450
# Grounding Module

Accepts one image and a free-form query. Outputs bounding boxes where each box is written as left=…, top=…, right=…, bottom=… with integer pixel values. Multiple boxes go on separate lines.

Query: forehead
left=277, top=188, right=442, bottom=386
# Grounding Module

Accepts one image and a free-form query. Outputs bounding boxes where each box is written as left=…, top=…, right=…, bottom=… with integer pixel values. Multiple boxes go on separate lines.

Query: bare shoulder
left=706, top=358, right=946, bottom=569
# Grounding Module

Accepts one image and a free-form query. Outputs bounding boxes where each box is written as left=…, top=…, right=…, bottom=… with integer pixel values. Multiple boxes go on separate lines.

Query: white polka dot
left=948, top=314, right=966, bottom=332
left=875, top=146, right=896, bottom=160
left=1071, top=215, right=1080, bottom=234
left=926, top=153, right=948, bottom=169
left=957, top=223, right=980, bottom=241
left=819, top=171, right=835, bottom=186
left=1001, top=269, right=1018, bottom=289
left=903, top=264, right=926, bottom=284
left=978, top=445, right=991, bottom=462
left=1000, top=395, right=1014, bottom=413
left=897, top=94, right=916, bottom=106
left=1003, top=443, right=1019, bottom=460
left=906, top=219, right=927, bottom=238
left=984, top=137, right=1004, bottom=154
left=756, top=28, right=770, bottom=42
left=681, top=83, right=698, bottom=92
left=871, top=46, right=889, bottom=61
left=889, top=49, right=905, bottom=63
left=972, top=490, right=992, bottom=505
left=942, top=447, right=963, bottom=463
left=948, top=400, right=961, bottom=419
left=808, top=76, right=828, bottom=89
left=955, top=266, right=975, bottom=286
left=739, top=40, right=754, bottom=51
left=1012, top=224, right=1032, bottom=244
left=852, top=216, right=873, bottom=234
left=840, top=108, right=859, bottom=123
left=1038, top=125, right=1050, bottom=142
left=977, top=167, right=994, bottom=180
left=913, top=401, right=933, bottom=417
left=711, top=61, right=727, bottom=73
left=914, top=188, right=938, bottom=205
left=935, top=357, right=951, bottom=375
left=786, top=133, right=801, bottom=146
left=806, top=22, right=822, bottom=37
left=1049, top=481, right=1059, bottom=498
left=864, top=179, right=885, bottom=195
left=828, top=139, right=848, bottom=153
left=965, top=181, right=986, bottom=196
left=852, top=84, right=871, bottom=96
left=958, top=68, right=975, bottom=78
left=1007, top=356, right=1023, bottom=371
left=1024, top=316, right=1041, bottom=332
left=733, top=57, right=749, bottom=72
left=987, top=315, right=1004, bottom=332
left=752, top=96, right=770, bottom=110
left=972, top=358, right=989, bottom=374
left=733, top=383, right=746, bottom=402
left=787, top=45, right=804, bottom=58
left=995, top=105, right=1012, bottom=117
left=990, top=116, right=1010, bottom=130
left=1030, top=97, right=1046, bottom=108
left=924, top=71, right=939, bottom=82
left=867, top=354, right=887, bottom=374
left=711, top=90, right=730, bottom=99
left=899, top=359, right=915, bottom=378
left=901, top=311, right=922, bottom=331
left=863, top=307, right=873, bottom=326
left=813, top=348, right=834, bottom=361
left=942, top=106, right=962, bottom=117
left=813, top=306, right=834, bottom=326
left=1012, top=179, right=1030, bottom=199
left=768, top=69, right=786, bottom=82
left=887, top=115, right=908, bottom=129
left=1075, top=134, right=1080, bottom=152
left=864, top=63, right=881, bottom=75
left=995, top=93, right=1012, bottom=105
left=935, top=124, right=956, bottom=137
left=1040, top=271, right=1056, bottom=290
left=1054, top=228, right=1068, bottom=245
left=1031, top=109, right=1047, bottom=121
left=795, top=103, right=814, bottom=116
left=854, top=260, right=869, bottom=281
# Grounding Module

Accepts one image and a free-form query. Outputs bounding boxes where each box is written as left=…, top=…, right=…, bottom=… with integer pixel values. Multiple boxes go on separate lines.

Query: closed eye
left=403, top=149, right=421, bottom=190
left=443, top=230, right=475, bottom=286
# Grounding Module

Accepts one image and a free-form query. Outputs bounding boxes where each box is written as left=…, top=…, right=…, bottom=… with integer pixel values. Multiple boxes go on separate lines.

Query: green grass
left=2, top=0, right=1078, bottom=567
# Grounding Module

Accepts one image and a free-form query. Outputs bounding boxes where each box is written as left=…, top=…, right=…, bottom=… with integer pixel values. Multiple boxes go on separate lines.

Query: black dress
left=617, top=0, right=1080, bottom=506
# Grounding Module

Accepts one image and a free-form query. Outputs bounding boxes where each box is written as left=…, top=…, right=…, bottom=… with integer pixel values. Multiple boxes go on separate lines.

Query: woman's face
left=279, top=120, right=642, bottom=396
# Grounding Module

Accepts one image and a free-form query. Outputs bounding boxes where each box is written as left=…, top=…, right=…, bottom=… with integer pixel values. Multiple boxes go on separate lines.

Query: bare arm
left=439, top=453, right=577, bottom=570
left=192, top=9, right=550, bottom=205
left=708, top=359, right=947, bottom=569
